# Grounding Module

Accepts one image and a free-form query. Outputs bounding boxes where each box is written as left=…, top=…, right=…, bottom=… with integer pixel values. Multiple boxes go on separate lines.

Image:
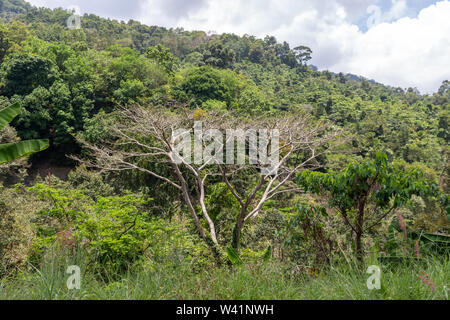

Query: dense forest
left=0, top=0, right=448, bottom=300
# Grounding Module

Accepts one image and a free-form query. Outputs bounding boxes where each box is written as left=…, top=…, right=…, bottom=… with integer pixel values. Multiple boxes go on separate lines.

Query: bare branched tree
left=73, top=105, right=344, bottom=260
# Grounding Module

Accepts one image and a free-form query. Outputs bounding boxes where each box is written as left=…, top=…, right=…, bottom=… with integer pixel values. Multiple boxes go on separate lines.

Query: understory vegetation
left=0, top=1, right=449, bottom=300
left=1, top=255, right=449, bottom=300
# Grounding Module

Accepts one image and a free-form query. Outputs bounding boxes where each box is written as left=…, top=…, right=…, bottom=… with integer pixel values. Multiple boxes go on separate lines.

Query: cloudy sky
left=27, top=0, right=450, bottom=94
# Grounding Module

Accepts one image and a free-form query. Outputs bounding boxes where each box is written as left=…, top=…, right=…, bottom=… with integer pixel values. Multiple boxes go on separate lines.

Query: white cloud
left=26, top=0, right=146, bottom=21
left=327, top=1, right=450, bottom=93
left=136, top=0, right=449, bottom=93
left=366, top=0, right=408, bottom=29
left=138, top=0, right=450, bottom=93
left=26, top=0, right=449, bottom=93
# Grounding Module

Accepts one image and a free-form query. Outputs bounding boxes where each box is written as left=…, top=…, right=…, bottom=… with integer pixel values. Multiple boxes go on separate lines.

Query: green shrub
left=4, top=182, right=215, bottom=276
left=0, top=186, right=37, bottom=278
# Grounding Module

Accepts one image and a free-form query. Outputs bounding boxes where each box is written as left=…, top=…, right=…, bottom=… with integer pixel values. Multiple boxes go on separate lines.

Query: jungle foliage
left=0, top=2, right=448, bottom=300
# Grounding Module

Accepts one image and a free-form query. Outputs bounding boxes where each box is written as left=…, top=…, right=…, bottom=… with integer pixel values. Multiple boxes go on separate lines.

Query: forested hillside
left=0, top=0, right=31, bottom=22
left=0, top=3, right=447, bottom=168
left=0, top=1, right=448, bottom=300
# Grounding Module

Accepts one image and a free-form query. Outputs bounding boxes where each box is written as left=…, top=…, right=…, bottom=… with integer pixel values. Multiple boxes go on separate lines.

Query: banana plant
left=0, top=102, right=49, bottom=165
left=225, top=245, right=273, bottom=266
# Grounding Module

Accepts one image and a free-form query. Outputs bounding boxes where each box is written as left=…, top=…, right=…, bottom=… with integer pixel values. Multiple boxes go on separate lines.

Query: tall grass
left=0, top=253, right=448, bottom=300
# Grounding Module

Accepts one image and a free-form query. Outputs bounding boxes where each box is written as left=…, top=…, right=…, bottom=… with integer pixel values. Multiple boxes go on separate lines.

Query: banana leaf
left=420, top=233, right=450, bottom=246
left=226, top=247, right=242, bottom=266
left=0, top=103, right=50, bottom=164
left=263, top=245, right=273, bottom=263
left=0, top=102, right=21, bottom=131
left=0, top=140, right=50, bottom=165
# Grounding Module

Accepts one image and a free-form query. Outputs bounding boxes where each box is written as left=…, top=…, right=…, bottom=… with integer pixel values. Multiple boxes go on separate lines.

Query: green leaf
left=0, top=103, right=49, bottom=164
left=263, top=245, right=273, bottom=263
left=226, top=247, right=242, bottom=266
left=421, top=233, right=450, bottom=245
left=0, top=102, right=21, bottom=131
left=0, top=139, right=49, bottom=165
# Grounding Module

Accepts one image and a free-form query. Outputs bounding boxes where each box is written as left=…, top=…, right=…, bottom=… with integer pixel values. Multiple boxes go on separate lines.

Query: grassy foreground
left=1, top=256, right=448, bottom=300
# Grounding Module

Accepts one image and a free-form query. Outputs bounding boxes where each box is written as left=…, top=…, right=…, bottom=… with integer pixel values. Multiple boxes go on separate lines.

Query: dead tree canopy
left=74, top=105, right=344, bottom=257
